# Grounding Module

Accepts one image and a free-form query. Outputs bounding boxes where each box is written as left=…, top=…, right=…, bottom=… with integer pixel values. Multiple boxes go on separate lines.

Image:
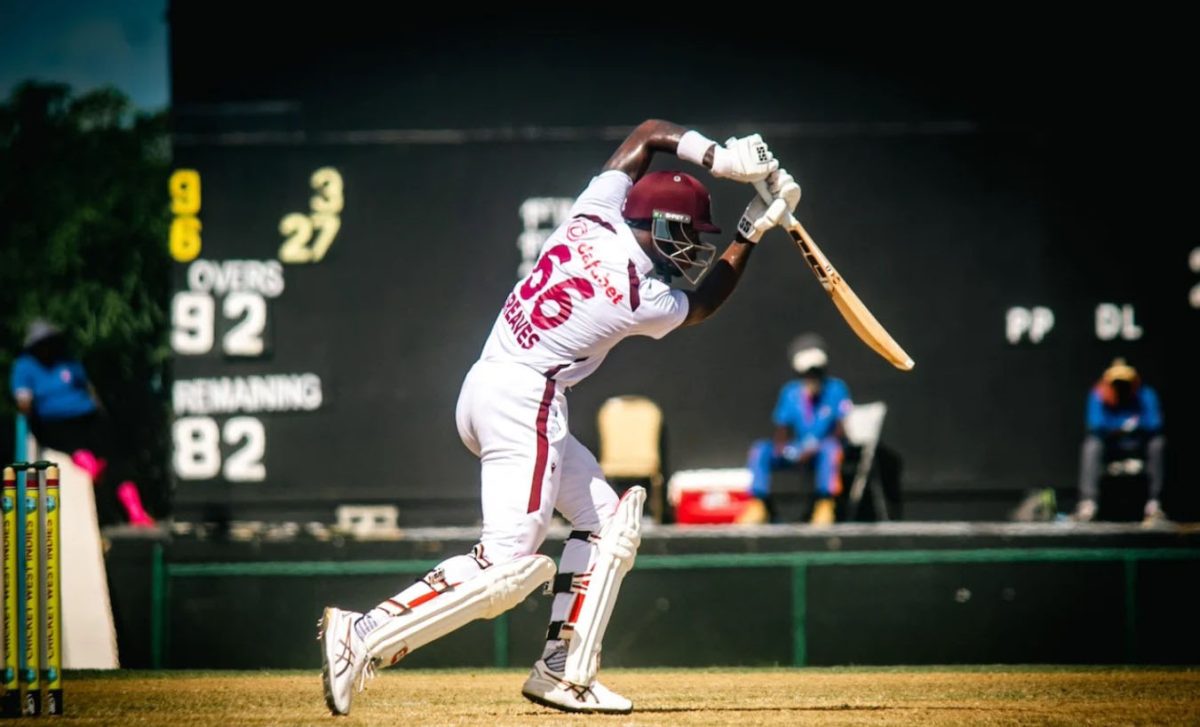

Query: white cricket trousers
left=455, top=360, right=618, bottom=564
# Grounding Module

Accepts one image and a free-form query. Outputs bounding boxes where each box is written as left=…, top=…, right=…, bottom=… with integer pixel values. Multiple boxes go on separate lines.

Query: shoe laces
left=356, top=658, right=377, bottom=693
left=567, top=682, right=597, bottom=704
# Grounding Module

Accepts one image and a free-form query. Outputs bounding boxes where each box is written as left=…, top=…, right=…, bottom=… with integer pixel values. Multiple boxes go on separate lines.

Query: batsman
left=319, top=120, right=800, bottom=715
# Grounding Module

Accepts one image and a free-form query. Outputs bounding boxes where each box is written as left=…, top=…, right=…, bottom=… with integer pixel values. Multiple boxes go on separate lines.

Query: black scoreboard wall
left=166, top=5, right=1197, bottom=523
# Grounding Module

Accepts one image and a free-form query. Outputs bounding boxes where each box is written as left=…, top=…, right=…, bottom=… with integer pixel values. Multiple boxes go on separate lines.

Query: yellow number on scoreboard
left=169, top=169, right=202, bottom=263
left=310, top=167, right=344, bottom=215
left=279, top=167, right=343, bottom=264
left=169, top=216, right=203, bottom=263
left=169, top=169, right=202, bottom=215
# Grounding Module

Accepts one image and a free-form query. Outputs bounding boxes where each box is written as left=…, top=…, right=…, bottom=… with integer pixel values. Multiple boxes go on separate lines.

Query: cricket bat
left=754, top=179, right=915, bottom=371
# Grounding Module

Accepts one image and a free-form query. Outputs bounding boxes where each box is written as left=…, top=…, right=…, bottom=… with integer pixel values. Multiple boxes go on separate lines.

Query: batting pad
left=563, top=486, right=645, bottom=686
left=364, top=554, right=555, bottom=666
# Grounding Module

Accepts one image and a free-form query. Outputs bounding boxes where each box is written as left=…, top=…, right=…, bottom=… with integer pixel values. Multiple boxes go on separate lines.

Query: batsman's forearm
left=604, top=120, right=716, bottom=181
left=681, top=239, right=755, bottom=326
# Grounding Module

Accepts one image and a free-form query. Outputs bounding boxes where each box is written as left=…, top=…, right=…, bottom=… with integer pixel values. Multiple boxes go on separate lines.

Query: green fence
left=150, top=547, right=1200, bottom=669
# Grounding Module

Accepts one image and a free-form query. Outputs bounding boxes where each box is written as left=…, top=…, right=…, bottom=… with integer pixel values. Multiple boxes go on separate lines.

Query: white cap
left=23, top=319, right=62, bottom=349
left=788, top=333, right=828, bottom=374
left=791, top=346, right=828, bottom=374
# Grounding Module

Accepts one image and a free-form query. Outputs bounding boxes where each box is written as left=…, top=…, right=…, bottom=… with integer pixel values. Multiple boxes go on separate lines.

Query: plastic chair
left=596, top=395, right=665, bottom=522
left=843, top=401, right=888, bottom=521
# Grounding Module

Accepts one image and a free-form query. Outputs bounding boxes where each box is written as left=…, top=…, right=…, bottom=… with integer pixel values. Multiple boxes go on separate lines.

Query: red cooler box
left=668, top=468, right=755, bottom=524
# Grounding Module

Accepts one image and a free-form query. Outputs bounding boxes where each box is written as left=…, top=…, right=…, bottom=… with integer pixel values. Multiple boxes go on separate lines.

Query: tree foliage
left=1, top=81, right=172, bottom=512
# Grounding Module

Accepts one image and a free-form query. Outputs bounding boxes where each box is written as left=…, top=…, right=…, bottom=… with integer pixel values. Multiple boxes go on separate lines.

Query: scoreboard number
left=279, top=167, right=344, bottom=263
left=173, top=416, right=267, bottom=482
left=171, top=291, right=267, bottom=356
left=223, top=292, right=268, bottom=356
left=169, top=169, right=203, bottom=263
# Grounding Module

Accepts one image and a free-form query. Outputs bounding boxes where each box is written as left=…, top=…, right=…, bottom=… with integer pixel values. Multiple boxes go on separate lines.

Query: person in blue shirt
left=9, top=319, right=154, bottom=527
left=747, top=333, right=853, bottom=524
left=1074, top=358, right=1166, bottom=523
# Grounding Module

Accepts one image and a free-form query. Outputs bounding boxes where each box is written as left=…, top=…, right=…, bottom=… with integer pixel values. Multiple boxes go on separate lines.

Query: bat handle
left=752, top=178, right=799, bottom=227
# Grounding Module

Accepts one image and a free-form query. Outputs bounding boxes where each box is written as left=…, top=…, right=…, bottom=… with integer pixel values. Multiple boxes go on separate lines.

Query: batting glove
left=767, top=168, right=801, bottom=217
left=711, top=134, right=778, bottom=183
left=737, top=169, right=799, bottom=243
left=737, top=196, right=784, bottom=243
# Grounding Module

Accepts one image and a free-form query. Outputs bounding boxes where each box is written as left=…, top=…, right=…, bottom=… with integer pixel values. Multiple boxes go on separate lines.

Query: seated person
left=746, top=334, right=852, bottom=524
left=9, top=319, right=154, bottom=527
left=1074, top=357, right=1165, bottom=523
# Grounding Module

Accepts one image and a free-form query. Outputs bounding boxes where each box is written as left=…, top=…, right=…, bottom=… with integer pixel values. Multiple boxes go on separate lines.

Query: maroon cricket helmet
left=622, top=171, right=721, bottom=233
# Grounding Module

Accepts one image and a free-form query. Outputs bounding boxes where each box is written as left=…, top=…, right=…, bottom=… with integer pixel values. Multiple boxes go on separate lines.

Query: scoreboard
left=166, top=159, right=336, bottom=517
left=168, top=165, right=336, bottom=484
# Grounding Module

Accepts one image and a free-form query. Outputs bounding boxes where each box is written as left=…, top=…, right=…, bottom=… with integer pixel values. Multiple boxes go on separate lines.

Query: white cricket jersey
left=479, top=170, right=689, bottom=386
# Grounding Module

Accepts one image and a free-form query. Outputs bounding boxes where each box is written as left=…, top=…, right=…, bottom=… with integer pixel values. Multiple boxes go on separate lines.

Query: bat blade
left=783, top=220, right=914, bottom=371
left=752, top=178, right=914, bottom=371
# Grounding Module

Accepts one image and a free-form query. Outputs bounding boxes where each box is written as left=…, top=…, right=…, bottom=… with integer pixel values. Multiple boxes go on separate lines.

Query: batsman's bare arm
left=603, top=120, right=714, bottom=181
left=682, top=168, right=798, bottom=326
left=680, top=236, right=756, bottom=326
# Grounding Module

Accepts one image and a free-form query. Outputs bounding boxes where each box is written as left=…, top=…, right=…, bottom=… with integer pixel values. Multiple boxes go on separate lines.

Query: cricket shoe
left=318, top=607, right=375, bottom=715
left=521, top=645, right=632, bottom=714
